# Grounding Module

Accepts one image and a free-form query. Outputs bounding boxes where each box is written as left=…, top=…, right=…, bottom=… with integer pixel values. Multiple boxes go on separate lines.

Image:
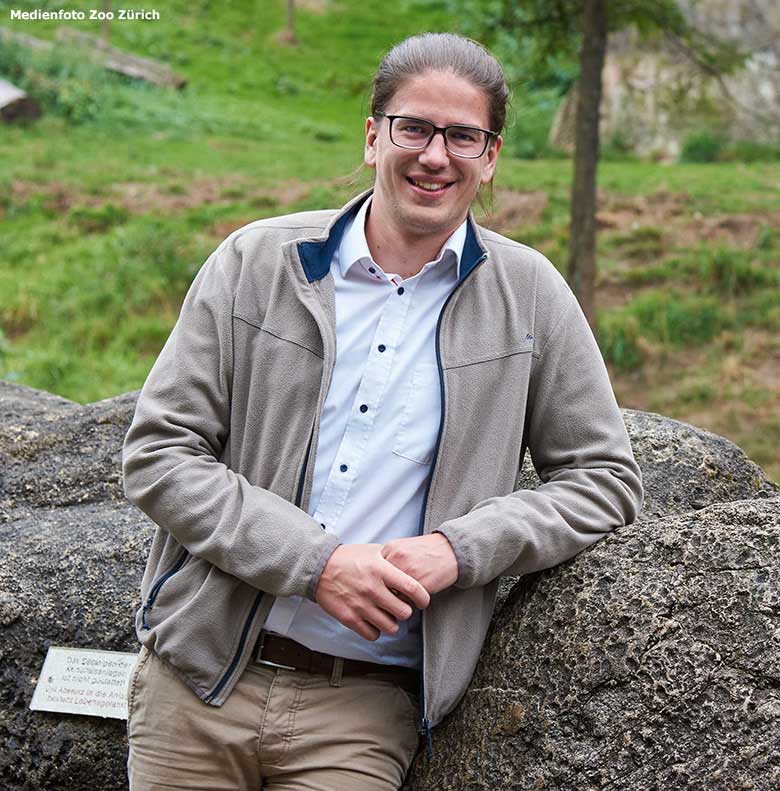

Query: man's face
left=364, top=69, right=502, bottom=243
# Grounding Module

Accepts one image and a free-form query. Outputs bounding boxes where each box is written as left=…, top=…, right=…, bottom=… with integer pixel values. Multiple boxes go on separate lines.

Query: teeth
left=412, top=180, right=446, bottom=191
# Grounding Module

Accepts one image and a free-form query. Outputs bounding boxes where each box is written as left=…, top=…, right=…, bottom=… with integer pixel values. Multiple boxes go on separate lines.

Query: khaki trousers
left=127, top=647, right=421, bottom=791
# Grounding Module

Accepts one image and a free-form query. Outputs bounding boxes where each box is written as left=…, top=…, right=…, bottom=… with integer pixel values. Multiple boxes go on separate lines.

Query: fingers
left=350, top=587, right=413, bottom=638
left=334, top=589, right=416, bottom=641
left=350, top=619, right=381, bottom=642
left=314, top=543, right=430, bottom=642
left=342, top=605, right=402, bottom=641
left=382, top=560, right=431, bottom=610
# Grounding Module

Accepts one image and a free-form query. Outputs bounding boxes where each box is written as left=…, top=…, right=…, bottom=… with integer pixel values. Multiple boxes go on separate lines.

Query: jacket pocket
left=141, top=549, right=189, bottom=630
left=392, top=362, right=440, bottom=465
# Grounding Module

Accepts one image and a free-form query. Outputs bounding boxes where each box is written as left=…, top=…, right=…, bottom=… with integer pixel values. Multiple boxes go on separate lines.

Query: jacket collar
left=296, top=188, right=488, bottom=284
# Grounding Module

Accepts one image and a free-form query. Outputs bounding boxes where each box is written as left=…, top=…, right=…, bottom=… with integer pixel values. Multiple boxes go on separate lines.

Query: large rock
left=0, top=381, right=777, bottom=790
left=407, top=496, right=780, bottom=791
left=0, top=502, right=153, bottom=789
left=503, top=408, right=778, bottom=609
left=550, top=0, right=780, bottom=159
left=0, top=382, right=138, bottom=522
left=0, top=383, right=154, bottom=789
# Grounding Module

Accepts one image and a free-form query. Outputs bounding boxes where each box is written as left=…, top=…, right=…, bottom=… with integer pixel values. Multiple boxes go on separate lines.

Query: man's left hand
left=380, top=533, right=459, bottom=596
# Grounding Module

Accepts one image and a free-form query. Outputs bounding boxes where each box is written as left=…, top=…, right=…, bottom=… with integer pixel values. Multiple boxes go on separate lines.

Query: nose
left=418, top=129, right=450, bottom=168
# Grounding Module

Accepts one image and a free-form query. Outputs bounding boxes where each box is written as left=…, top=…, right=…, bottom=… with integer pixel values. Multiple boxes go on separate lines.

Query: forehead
left=385, top=69, right=491, bottom=129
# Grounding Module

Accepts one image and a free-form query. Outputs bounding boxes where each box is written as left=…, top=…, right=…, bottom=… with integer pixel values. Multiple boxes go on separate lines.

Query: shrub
left=680, top=130, right=724, bottom=163
left=610, top=226, right=665, bottom=261
left=702, top=248, right=776, bottom=295
left=68, top=204, right=130, bottom=234
left=597, top=313, right=642, bottom=371
left=601, top=130, right=639, bottom=162
left=724, top=139, right=780, bottom=163
left=0, top=36, right=265, bottom=137
left=757, top=225, right=780, bottom=251
left=0, top=39, right=114, bottom=124
left=503, top=87, right=568, bottom=160
left=628, top=291, right=729, bottom=346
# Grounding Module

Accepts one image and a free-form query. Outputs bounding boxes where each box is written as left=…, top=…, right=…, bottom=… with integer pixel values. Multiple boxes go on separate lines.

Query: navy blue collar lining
left=460, top=219, right=485, bottom=281
left=297, top=194, right=487, bottom=284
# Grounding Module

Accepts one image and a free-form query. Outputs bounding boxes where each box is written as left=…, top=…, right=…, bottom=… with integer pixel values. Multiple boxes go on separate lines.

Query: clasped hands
left=314, top=533, right=459, bottom=642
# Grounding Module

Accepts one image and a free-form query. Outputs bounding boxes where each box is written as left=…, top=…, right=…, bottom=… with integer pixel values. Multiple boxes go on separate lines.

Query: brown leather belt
left=253, top=632, right=419, bottom=695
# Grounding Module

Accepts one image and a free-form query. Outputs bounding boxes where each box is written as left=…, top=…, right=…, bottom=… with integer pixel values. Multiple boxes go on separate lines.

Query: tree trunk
left=101, top=0, right=110, bottom=48
left=567, top=0, right=607, bottom=331
left=287, top=0, right=295, bottom=39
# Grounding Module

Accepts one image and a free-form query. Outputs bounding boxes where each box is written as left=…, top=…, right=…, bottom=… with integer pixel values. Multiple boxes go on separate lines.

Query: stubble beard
left=388, top=194, right=468, bottom=243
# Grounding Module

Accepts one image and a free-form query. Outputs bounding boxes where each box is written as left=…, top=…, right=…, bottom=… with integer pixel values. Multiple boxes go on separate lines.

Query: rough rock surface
left=1, top=381, right=778, bottom=790
left=503, top=408, right=778, bottom=609
left=407, top=497, right=780, bottom=790
left=0, top=382, right=138, bottom=522
left=0, top=382, right=154, bottom=790
left=550, top=0, right=780, bottom=158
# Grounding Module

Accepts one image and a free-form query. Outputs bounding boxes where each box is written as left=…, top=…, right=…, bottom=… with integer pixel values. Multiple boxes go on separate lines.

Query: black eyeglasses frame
left=374, top=111, right=498, bottom=159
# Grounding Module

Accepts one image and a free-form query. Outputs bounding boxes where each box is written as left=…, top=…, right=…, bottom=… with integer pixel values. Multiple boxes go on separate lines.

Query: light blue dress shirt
left=264, top=197, right=466, bottom=667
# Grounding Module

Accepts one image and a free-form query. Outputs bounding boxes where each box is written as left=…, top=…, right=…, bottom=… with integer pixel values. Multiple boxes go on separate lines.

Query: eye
left=449, top=127, right=481, bottom=144
left=397, top=121, right=428, bottom=135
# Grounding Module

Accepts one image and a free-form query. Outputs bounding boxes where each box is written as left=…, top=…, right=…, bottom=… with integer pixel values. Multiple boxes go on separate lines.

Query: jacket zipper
left=416, top=253, right=488, bottom=758
left=204, top=590, right=264, bottom=703
left=141, top=548, right=189, bottom=630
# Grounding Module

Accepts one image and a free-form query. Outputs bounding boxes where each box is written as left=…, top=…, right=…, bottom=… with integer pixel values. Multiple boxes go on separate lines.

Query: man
left=122, top=32, right=643, bottom=791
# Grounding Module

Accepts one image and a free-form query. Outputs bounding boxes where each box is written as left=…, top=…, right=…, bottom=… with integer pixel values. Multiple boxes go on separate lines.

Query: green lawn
left=1, top=0, right=778, bottom=482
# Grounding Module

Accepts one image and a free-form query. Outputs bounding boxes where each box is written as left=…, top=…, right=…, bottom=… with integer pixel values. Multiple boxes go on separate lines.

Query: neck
left=364, top=202, right=462, bottom=279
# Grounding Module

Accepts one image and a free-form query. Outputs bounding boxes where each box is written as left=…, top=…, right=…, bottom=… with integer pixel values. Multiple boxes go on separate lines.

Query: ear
left=364, top=116, right=379, bottom=169
left=480, top=134, right=503, bottom=185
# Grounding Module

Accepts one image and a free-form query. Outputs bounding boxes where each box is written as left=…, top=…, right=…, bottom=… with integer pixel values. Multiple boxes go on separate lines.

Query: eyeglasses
left=375, top=112, right=498, bottom=159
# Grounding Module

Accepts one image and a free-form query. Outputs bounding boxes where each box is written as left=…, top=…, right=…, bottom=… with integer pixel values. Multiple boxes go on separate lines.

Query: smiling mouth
left=407, top=178, right=454, bottom=193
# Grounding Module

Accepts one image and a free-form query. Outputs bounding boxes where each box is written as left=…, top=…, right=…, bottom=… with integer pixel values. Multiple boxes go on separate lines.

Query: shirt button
left=369, top=267, right=376, bottom=274
left=359, top=404, right=368, bottom=413
left=397, top=287, right=405, bottom=295
left=320, top=523, right=326, bottom=530
left=339, top=464, right=348, bottom=473
left=378, top=344, right=386, bottom=352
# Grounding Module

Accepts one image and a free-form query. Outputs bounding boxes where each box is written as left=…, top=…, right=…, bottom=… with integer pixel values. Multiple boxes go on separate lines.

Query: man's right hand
left=314, top=544, right=431, bottom=642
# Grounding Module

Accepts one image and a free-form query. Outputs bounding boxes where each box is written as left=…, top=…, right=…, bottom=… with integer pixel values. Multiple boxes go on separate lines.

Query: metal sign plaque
left=30, top=647, right=139, bottom=720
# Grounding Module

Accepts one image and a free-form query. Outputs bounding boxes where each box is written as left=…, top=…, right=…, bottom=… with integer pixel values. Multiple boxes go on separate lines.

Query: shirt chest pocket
left=392, top=362, right=441, bottom=465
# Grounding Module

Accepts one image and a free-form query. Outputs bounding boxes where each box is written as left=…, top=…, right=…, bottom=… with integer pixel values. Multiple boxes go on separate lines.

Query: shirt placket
left=313, top=275, right=419, bottom=532
left=270, top=273, right=421, bottom=634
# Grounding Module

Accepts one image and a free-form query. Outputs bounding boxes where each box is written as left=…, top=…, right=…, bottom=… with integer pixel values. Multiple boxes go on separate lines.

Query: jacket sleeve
left=435, top=280, right=644, bottom=589
left=121, top=239, right=342, bottom=601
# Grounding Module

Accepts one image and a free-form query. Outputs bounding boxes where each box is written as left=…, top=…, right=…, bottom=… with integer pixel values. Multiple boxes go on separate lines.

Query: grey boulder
left=0, top=381, right=778, bottom=790
left=0, top=383, right=154, bottom=790
left=407, top=496, right=780, bottom=790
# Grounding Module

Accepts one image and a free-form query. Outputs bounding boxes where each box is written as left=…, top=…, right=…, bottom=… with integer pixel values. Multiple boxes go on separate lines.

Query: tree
left=453, top=0, right=740, bottom=329
left=568, top=0, right=607, bottom=328
left=101, top=0, right=111, bottom=48
left=276, top=0, right=298, bottom=45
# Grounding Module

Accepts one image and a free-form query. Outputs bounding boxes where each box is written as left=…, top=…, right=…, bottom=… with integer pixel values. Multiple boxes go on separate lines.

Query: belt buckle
left=255, top=632, right=296, bottom=671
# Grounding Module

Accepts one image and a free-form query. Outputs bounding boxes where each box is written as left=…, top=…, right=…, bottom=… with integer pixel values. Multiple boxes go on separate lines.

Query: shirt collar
left=338, top=196, right=468, bottom=280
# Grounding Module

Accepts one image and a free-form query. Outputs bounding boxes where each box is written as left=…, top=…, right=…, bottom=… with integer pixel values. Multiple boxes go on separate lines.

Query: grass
left=0, top=0, right=778, bottom=482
